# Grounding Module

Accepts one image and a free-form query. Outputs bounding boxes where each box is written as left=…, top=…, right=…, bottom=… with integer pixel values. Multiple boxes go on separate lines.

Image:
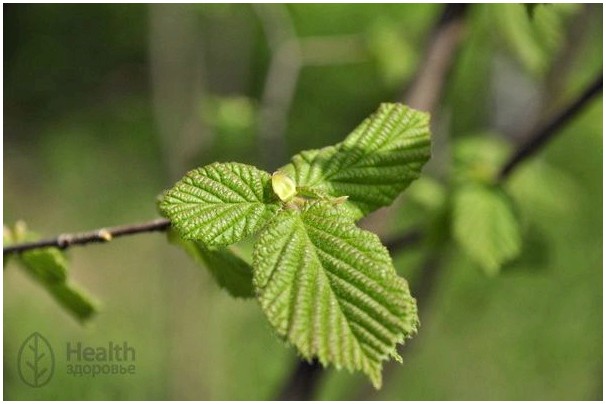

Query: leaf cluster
left=159, top=103, right=431, bottom=387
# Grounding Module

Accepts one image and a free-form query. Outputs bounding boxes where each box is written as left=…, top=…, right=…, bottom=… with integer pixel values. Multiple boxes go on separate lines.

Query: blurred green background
left=3, top=3, right=602, bottom=400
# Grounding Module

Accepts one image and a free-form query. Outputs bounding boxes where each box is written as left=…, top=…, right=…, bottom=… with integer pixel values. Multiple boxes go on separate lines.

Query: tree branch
left=275, top=359, right=323, bottom=401
left=384, top=228, right=424, bottom=253
left=403, top=3, right=469, bottom=112
left=498, top=74, right=603, bottom=181
left=4, top=218, right=170, bottom=255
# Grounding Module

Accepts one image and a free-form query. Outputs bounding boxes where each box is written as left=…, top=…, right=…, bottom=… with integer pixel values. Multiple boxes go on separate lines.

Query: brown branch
left=498, top=74, right=603, bottom=181
left=384, top=228, right=424, bottom=253
left=402, top=3, right=469, bottom=112
left=4, top=218, right=170, bottom=255
left=275, top=359, right=323, bottom=401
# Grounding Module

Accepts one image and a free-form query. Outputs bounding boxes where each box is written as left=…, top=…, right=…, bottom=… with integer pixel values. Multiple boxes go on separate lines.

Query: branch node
left=57, top=234, right=73, bottom=249
left=98, top=229, right=113, bottom=242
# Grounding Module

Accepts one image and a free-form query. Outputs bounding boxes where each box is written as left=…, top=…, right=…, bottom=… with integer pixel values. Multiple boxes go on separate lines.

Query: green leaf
left=46, top=283, right=98, bottom=322
left=453, top=184, right=522, bottom=275
left=280, top=103, right=431, bottom=220
left=453, top=134, right=510, bottom=184
left=4, top=221, right=98, bottom=322
left=20, top=248, right=68, bottom=283
left=4, top=221, right=68, bottom=283
left=159, top=162, right=280, bottom=245
left=168, top=229, right=254, bottom=298
left=253, top=202, right=418, bottom=388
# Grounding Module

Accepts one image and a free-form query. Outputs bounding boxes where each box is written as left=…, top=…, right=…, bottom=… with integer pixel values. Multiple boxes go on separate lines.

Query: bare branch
left=498, top=74, right=603, bottom=181
left=4, top=218, right=170, bottom=255
left=403, top=3, right=469, bottom=112
left=361, top=4, right=469, bottom=237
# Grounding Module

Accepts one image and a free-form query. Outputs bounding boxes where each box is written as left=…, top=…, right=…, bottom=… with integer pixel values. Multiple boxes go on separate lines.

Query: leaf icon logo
left=17, top=332, right=55, bottom=387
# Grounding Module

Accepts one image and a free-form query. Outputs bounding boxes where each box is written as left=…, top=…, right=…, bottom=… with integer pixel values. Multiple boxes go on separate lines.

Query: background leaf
left=453, top=184, right=522, bottom=275
left=168, top=229, right=254, bottom=298
left=46, top=283, right=98, bottom=322
left=4, top=222, right=98, bottom=322
left=160, top=162, right=280, bottom=245
left=280, top=103, right=431, bottom=220
left=19, top=248, right=68, bottom=284
left=253, top=202, right=418, bottom=388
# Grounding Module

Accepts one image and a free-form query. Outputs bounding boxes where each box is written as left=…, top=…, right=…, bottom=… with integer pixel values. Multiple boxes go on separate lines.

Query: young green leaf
left=280, top=103, right=431, bottom=219
left=159, top=162, right=281, bottom=245
left=46, top=283, right=98, bottom=322
left=20, top=248, right=69, bottom=284
left=253, top=202, right=418, bottom=388
left=271, top=171, right=297, bottom=202
left=167, top=229, right=254, bottom=298
left=4, top=222, right=98, bottom=322
left=4, top=222, right=67, bottom=283
left=453, top=184, right=522, bottom=275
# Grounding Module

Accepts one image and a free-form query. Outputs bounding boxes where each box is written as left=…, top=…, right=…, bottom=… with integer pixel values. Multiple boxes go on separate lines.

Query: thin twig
left=4, top=218, right=170, bottom=255
left=498, top=74, right=603, bottom=181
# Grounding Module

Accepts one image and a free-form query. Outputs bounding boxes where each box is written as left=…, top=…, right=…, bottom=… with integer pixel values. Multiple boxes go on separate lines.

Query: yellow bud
left=272, top=171, right=297, bottom=202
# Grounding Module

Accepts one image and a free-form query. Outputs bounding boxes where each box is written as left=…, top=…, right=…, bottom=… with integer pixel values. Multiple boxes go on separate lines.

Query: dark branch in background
left=353, top=71, right=604, bottom=400
left=281, top=4, right=471, bottom=400
left=274, top=228, right=423, bottom=401
left=353, top=253, right=444, bottom=400
left=361, top=3, right=469, bottom=236
left=498, top=74, right=603, bottom=181
left=3, top=219, right=170, bottom=255
left=275, top=359, right=323, bottom=401
left=384, top=228, right=424, bottom=253
left=402, top=3, right=469, bottom=111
